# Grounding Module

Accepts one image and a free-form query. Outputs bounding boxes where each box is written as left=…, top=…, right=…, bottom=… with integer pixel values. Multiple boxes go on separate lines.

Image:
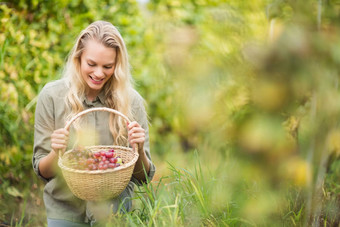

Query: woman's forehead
left=82, top=40, right=117, bottom=64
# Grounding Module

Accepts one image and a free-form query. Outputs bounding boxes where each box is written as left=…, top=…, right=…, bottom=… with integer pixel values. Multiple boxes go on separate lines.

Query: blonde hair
left=63, top=20, right=134, bottom=145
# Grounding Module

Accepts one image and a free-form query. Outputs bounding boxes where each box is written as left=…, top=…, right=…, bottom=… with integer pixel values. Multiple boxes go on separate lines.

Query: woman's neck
left=86, top=92, right=98, bottom=102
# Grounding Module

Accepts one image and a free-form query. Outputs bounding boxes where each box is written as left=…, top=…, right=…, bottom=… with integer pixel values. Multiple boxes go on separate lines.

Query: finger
left=130, top=137, right=145, bottom=144
left=129, top=132, right=145, bottom=140
left=129, top=127, right=145, bottom=134
left=127, top=121, right=140, bottom=130
left=51, top=136, right=68, bottom=144
left=51, top=134, right=68, bottom=142
left=51, top=144, right=66, bottom=149
left=58, top=128, right=69, bottom=136
left=51, top=143, right=67, bottom=151
left=129, top=126, right=144, bottom=132
left=61, top=129, right=69, bottom=136
left=53, top=128, right=69, bottom=136
left=128, top=127, right=145, bottom=136
left=51, top=134, right=68, bottom=143
left=52, top=133, right=68, bottom=141
left=51, top=138, right=68, bottom=145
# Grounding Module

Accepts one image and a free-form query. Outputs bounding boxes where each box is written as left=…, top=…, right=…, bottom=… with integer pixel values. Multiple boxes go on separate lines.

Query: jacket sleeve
left=130, top=91, right=156, bottom=186
left=32, top=86, right=55, bottom=182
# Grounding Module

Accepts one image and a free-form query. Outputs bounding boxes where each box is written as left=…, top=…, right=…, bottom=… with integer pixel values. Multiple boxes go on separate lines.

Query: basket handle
left=61, top=107, right=137, bottom=155
left=65, top=107, right=131, bottom=130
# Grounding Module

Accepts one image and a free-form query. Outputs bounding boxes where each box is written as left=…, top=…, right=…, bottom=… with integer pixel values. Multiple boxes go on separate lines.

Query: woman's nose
left=94, top=67, right=104, bottom=77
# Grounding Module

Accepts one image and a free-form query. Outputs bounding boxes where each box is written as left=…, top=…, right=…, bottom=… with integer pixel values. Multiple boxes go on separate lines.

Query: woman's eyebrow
left=87, top=58, right=115, bottom=65
left=104, top=62, right=115, bottom=66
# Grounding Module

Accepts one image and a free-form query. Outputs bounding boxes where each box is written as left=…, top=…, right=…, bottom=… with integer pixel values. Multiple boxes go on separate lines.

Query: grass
left=2, top=149, right=339, bottom=227
left=11, top=200, right=29, bottom=227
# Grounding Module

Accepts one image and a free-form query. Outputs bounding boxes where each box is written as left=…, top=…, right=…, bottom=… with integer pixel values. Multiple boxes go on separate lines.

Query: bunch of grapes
left=65, top=146, right=124, bottom=170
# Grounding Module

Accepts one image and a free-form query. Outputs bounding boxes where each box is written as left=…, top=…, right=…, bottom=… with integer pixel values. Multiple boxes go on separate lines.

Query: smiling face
left=80, top=40, right=117, bottom=101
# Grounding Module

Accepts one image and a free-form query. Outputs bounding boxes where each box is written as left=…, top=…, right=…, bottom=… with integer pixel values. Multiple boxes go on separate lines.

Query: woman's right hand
left=51, top=128, right=69, bottom=154
left=38, top=128, right=69, bottom=179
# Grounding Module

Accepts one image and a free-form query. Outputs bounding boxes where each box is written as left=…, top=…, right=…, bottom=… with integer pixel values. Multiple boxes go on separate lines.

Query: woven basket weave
left=57, top=107, right=139, bottom=201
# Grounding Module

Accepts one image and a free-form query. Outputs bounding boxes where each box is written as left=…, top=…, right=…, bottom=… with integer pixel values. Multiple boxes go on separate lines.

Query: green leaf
left=6, top=186, right=23, bottom=198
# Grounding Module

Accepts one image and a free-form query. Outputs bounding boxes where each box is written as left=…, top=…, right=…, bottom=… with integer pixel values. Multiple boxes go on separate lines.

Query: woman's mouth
left=89, top=75, right=104, bottom=84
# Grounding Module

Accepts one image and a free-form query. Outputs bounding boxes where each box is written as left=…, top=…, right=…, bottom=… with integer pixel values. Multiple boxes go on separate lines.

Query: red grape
left=105, top=152, right=113, bottom=158
left=66, top=147, right=123, bottom=171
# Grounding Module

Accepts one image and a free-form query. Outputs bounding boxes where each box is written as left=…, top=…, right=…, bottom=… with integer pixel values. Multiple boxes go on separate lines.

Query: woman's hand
left=51, top=128, right=69, bottom=154
left=128, top=121, right=150, bottom=181
left=38, top=128, right=69, bottom=179
left=127, top=121, right=145, bottom=153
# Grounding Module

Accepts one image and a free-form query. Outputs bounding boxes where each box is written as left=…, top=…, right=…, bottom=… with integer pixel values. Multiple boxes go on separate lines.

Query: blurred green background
left=0, top=0, right=339, bottom=226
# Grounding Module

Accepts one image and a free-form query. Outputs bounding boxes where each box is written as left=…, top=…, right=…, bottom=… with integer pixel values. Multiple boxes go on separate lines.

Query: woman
left=32, top=21, right=155, bottom=226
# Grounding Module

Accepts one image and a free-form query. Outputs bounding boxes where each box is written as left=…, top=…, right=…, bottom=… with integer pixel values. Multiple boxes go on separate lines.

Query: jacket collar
left=82, top=90, right=106, bottom=106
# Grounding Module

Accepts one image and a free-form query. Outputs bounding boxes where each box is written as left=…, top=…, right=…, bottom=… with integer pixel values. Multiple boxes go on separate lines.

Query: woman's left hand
left=127, top=121, right=145, bottom=152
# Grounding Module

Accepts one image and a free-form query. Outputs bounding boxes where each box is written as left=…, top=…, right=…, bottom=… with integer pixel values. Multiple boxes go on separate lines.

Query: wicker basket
left=58, top=107, right=139, bottom=201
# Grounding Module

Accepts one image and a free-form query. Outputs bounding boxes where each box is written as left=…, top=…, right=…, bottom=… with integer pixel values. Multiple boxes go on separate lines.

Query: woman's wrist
left=51, top=149, right=59, bottom=157
left=136, top=143, right=144, bottom=154
left=38, top=150, right=59, bottom=179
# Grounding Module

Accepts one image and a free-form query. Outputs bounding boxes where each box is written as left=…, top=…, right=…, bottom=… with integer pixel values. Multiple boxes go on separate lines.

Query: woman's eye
left=104, top=66, right=112, bottom=69
left=87, top=63, right=95, bottom=67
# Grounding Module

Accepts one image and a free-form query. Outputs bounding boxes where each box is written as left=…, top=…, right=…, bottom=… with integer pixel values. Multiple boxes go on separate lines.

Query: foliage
left=0, top=0, right=339, bottom=226
left=0, top=0, right=145, bottom=224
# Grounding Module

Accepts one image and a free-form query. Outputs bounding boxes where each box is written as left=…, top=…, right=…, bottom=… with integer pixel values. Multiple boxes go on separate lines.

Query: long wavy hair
left=62, top=21, right=134, bottom=145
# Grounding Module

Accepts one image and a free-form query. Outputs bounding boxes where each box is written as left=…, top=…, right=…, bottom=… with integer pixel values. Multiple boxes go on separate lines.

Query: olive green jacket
left=32, top=79, right=155, bottom=223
